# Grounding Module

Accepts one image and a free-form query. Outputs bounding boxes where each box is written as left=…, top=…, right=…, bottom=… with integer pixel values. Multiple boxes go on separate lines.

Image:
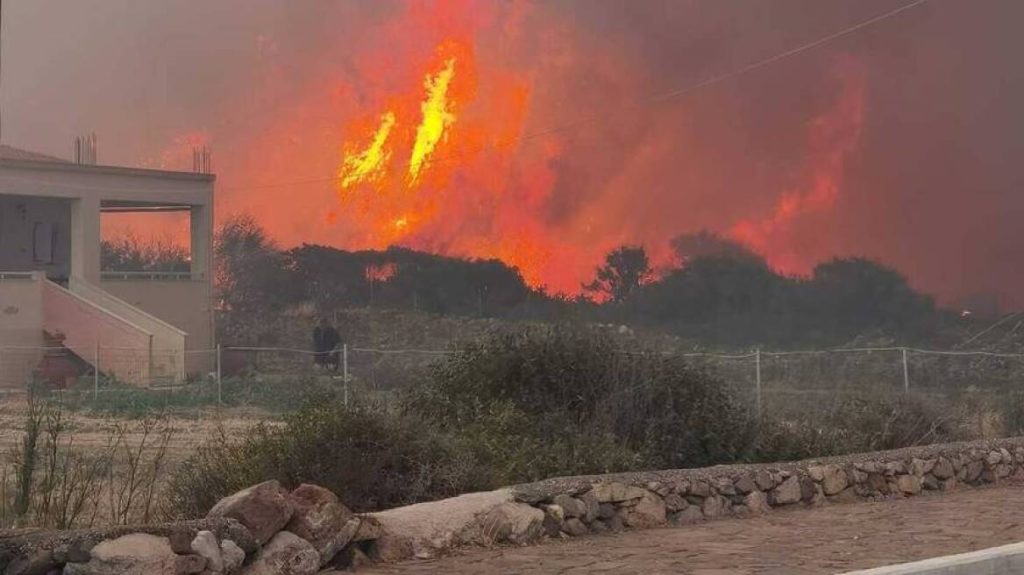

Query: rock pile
left=512, top=440, right=1024, bottom=539
left=1, top=481, right=380, bottom=575
left=4, top=438, right=1024, bottom=571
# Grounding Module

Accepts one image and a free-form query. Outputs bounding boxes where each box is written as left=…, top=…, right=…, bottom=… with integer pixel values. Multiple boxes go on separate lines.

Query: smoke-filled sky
left=3, top=0, right=1022, bottom=308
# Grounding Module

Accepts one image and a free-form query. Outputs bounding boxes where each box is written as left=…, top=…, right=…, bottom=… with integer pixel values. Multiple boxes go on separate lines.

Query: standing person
left=322, top=321, right=342, bottom=372
left=312, top=318, right=328, bottom=369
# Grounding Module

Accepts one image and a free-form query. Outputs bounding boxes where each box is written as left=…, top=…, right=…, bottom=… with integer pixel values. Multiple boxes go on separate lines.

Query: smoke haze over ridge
left=3, top=0, right=1022, bottom=307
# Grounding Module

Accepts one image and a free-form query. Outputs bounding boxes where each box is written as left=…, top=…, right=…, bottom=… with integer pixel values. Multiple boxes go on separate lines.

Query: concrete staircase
left=0, top=272, right=186, bottom=387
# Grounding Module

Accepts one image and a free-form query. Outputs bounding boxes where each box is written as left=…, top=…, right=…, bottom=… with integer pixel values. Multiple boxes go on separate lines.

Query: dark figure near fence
left=312, top=319, right=342, bottom=371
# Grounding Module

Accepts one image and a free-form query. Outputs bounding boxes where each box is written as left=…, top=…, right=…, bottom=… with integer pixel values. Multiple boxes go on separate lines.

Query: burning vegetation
left=83, top=0, right=1019, bottom=309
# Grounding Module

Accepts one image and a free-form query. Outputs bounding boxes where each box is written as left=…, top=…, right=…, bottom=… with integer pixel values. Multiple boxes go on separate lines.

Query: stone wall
left=4, top=438, right=1024, bottom=573
left=510, top=437, right=1024, bottom=539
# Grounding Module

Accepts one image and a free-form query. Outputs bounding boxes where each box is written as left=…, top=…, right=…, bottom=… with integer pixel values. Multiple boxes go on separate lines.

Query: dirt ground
left=367, top=483, right=1024, bottom=575
left=0, top=394, right=268, bottom=465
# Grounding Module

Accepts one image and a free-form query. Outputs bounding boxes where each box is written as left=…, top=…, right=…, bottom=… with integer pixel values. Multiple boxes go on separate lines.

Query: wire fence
left=1, top=344, right=1023, bottom=416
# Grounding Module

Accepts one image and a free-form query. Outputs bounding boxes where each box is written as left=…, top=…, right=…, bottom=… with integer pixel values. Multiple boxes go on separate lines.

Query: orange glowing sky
left=9, top=0, right=1022, bottom=307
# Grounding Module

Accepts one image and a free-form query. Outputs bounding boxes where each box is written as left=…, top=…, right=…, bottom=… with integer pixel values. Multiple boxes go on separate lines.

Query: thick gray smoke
left=3, top=0, right=1022, bottom=307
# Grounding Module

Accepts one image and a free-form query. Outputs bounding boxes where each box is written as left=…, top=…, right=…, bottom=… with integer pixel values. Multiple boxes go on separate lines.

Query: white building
left=0, top=145, right=214, bottom=387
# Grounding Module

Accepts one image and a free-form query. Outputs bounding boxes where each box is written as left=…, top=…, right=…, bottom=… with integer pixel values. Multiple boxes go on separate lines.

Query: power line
left=218, top=0, right=931, bottom=192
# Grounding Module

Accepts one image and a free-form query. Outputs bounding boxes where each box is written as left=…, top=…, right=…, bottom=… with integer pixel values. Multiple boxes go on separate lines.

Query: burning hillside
left=327, top=5, right=868, bottom=292
left=48, top=0, right=1018, bottom=307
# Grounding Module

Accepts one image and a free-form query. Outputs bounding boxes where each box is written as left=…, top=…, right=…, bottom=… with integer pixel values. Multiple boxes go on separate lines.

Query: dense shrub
left=160, top=403, right=488, bottom=518
left=163, top=327, right=979, bottom=516
left=409, top=325, right=757, bottom=481
left=754, top=394, right=964, bottom=463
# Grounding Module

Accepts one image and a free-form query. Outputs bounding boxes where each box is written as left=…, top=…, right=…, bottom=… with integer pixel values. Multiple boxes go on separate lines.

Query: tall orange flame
left=408, top=57, right=457, bottom=184
left=339, top=112, right=395, bottom=190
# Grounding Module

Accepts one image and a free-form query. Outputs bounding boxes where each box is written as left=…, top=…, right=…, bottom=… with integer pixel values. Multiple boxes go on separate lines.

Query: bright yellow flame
left=393, top=216, right=409, bottom=230
left=408, top=58, right=456, bottom=183
left=339, top=112, right=396, bottom=189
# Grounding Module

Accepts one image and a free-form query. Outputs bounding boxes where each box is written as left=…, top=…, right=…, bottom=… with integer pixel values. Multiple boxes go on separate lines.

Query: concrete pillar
left=189, top=201, right=216, bottom=356
left=189, top=203, right=212, bottom=280
left=69, top=196, right=101, bottom=283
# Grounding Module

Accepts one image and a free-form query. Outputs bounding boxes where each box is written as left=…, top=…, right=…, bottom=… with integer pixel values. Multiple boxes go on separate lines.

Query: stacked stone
left=2, top=481, right=380, bottom=575
left=6, top=440, right=1024, bottom=571
left=521, top=444, right=1024, bottom=538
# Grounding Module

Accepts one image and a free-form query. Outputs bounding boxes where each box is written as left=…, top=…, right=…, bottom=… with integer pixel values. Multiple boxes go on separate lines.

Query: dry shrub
left=754, top=393, right=964, bottom=463
left=1, top=391, right=174, bottom=529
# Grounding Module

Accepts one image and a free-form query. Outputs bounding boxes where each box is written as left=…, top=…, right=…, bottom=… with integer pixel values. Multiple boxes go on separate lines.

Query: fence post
left=93, top=339, right=100, bottom=400
left=343, top=344, right=349, bottom=408
left=755, top=348, right=762, bottom=418
left=901, top=347, right=911, bottom=394
left=216, top=344, right=223, bottom=405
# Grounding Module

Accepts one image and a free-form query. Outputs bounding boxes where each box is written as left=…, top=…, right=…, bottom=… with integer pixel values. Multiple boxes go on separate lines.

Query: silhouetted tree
left=807, top=257, right=937, bottom=340
left=671, top=230, right=760, bottom=264
left=101, top=233, right=190, bottom=272
left=287, top=245, right=533, bottom=317
left=215, top=215, right=297, bottom=342
left=584, top=245, right=652, bottom=303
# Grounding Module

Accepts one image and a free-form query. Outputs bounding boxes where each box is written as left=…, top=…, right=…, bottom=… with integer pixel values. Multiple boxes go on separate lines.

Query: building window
left=33, top=222, right=56, bottom=264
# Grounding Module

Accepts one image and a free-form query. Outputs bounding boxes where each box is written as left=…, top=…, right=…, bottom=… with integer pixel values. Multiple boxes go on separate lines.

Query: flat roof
left=0, top=145, right=215, bottom=182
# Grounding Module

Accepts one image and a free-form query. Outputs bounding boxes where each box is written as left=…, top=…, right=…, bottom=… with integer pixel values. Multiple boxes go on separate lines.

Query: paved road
left=366, top=483, right=1024, bottom=574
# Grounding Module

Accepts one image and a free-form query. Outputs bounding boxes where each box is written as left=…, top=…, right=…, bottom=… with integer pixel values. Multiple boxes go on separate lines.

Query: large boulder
left=578, top=490, right=600, bottom=523
left=591, top=482, right=647, bottom=503
left=700, top=495, right=728, bottom=520
left=479, top=503, right=545, bottom=545
left=220, top=540, right=246, bottom=575
left=932, top=457, right=955, bottom=480
left=624, top=492, right=666, bottom=528
left=67, top=533, right=205, bottom=575
left=190, top=531, right=223, bottom=574
left=769, top=476, right=801, bottom=505
left=208, top=481, right=294, bottom=545
left=896, top=474, right=923, bottom=495
left=285, top=484, right=356, bottom=565
left=370, top=489, right=515, bottom=560
left=551, top=494, right=586, bottom=519
left=744, top=490, right=771, bottom=515
left=820, top=466, right=848, bottom=496
left=240, top=531, right=319, bottom=575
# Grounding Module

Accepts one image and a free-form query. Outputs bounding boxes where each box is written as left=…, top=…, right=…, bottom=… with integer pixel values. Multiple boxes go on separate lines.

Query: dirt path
left=368, top=483, right=1024, bottom=574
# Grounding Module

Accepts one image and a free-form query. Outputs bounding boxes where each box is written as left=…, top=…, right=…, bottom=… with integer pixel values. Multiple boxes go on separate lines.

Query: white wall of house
left=101, top=278, right=213, bottom=374
left=0, top=272, right=45, bottom=386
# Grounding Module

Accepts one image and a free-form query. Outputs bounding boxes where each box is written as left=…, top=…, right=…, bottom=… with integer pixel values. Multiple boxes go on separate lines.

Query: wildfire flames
left=728, top=58, right=867, bottom=274
left=135, top=1, right=870, bottom=297
left=331, top=22, right=867, bottom=291
left=336, top=39, right=478, bottom=247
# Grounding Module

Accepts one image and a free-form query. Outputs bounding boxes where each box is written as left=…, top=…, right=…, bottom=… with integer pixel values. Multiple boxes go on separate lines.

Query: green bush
left=409, top=325, right=756, bottom=481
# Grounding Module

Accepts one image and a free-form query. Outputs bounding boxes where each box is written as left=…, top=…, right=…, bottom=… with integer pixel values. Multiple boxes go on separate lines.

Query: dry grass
left=0, top=391, right=278, bottom=529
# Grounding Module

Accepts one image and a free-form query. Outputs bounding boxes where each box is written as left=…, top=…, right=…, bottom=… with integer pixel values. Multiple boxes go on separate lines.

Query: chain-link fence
left=2, top=344, right=1023, bottom=416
